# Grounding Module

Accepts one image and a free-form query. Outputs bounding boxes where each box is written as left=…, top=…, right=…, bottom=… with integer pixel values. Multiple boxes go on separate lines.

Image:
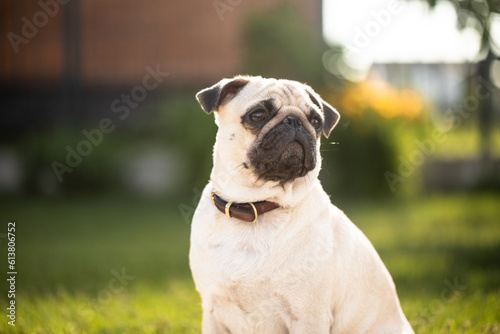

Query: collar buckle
left=225, top=201, right=234, bottom=219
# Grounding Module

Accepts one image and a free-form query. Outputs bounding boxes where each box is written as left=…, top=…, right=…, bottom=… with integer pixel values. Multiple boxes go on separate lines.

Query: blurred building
left=0, top=0, right=322, bottom=195
left=1, top=0, right=322, bottom=137
left=1, top=0, right=321, bottom=88
left=372, top=62, right=500, bottom=115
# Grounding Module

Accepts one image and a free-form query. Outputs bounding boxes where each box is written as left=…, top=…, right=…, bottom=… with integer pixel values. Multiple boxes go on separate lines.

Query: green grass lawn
left=0, top=193, right=499, bottom=333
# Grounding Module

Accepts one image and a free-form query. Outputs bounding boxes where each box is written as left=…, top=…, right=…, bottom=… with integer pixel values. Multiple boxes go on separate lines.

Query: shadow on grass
left=0, top=197, right=195, bottom=299
left=1, top=194, right=499, bottom=301
left=388, top=243, right=500, bottom=298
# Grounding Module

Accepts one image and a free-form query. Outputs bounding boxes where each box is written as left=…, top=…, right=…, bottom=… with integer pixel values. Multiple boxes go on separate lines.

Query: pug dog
left=189, top=76, right=413, bottom=334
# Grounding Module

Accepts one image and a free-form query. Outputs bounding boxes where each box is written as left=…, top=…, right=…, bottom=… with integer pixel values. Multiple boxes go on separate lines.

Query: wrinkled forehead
left=249, top=79, right=313, bottom=111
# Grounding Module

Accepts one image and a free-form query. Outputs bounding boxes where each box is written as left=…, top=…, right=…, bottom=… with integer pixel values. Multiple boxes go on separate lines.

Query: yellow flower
left=326, top=76, right=425, bottom=121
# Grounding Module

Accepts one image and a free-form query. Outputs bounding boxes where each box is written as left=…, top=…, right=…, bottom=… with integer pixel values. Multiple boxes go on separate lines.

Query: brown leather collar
left=211, top=192, right=280, bottom=223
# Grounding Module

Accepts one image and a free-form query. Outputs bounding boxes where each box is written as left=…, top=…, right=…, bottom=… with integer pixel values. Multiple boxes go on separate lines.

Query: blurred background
left=1, top=0, right=499, bottom=200
left=1, top=0, right=499, bottom=332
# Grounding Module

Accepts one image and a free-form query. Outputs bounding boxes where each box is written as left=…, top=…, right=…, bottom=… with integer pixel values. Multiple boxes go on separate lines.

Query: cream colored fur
left=189, top=77, right=413, bottom=333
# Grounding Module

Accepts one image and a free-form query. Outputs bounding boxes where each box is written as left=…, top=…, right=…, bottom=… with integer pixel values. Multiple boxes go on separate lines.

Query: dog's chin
left=263, top=148, right=311, bottom=183
left=249, top=129, right=317, bottom=184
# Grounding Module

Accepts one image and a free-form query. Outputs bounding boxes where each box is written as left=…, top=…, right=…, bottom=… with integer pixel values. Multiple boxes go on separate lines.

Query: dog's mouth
left=248, top=124, right=317, bottom=183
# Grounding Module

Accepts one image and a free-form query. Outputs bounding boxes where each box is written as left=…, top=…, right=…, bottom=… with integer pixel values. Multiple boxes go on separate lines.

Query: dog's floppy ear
left=320, top=100, right=341, bottom=138
left=196, top=77, right=250, bottom=114
left=306, top=89, right=340, bottom=138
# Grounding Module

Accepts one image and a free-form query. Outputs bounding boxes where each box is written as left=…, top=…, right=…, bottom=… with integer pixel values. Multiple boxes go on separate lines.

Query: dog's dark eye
left=249, top=109, right=267, bottom=124
left=311, top=117, right=322, bottom=131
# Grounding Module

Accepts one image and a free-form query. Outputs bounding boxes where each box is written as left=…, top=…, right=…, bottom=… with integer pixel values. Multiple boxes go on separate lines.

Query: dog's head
left=196, top=76, right=340, bottom=200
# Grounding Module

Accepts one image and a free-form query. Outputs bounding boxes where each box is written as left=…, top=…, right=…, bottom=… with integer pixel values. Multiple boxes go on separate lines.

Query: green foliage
left=7, top=91, right=216, bottom=199
left=242, top=4, right=324, bottom=86
left=17, top=127, right=125, bottom=195
left=0, top=194, right=499, bottom=333
left=429, top=125, right=500, bottom=160
left=422, top=0, right=500, bottom=49
left=320, top=113, right=401, bottom=199
left=151, top=92, right=217, bottom=196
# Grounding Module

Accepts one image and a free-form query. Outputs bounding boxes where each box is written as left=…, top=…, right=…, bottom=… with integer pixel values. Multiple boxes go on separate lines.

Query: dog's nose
left=283, top=116, right=302, bottom=129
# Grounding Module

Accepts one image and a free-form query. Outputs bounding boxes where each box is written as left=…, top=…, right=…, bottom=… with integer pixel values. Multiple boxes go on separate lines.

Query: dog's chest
left=202, top=221, right=327, bottom=326
left=200, top=225, right=305, bottom=331
left=209, top=279, right=300, bottom=333
left=207, top=220, right=288, bottom=278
